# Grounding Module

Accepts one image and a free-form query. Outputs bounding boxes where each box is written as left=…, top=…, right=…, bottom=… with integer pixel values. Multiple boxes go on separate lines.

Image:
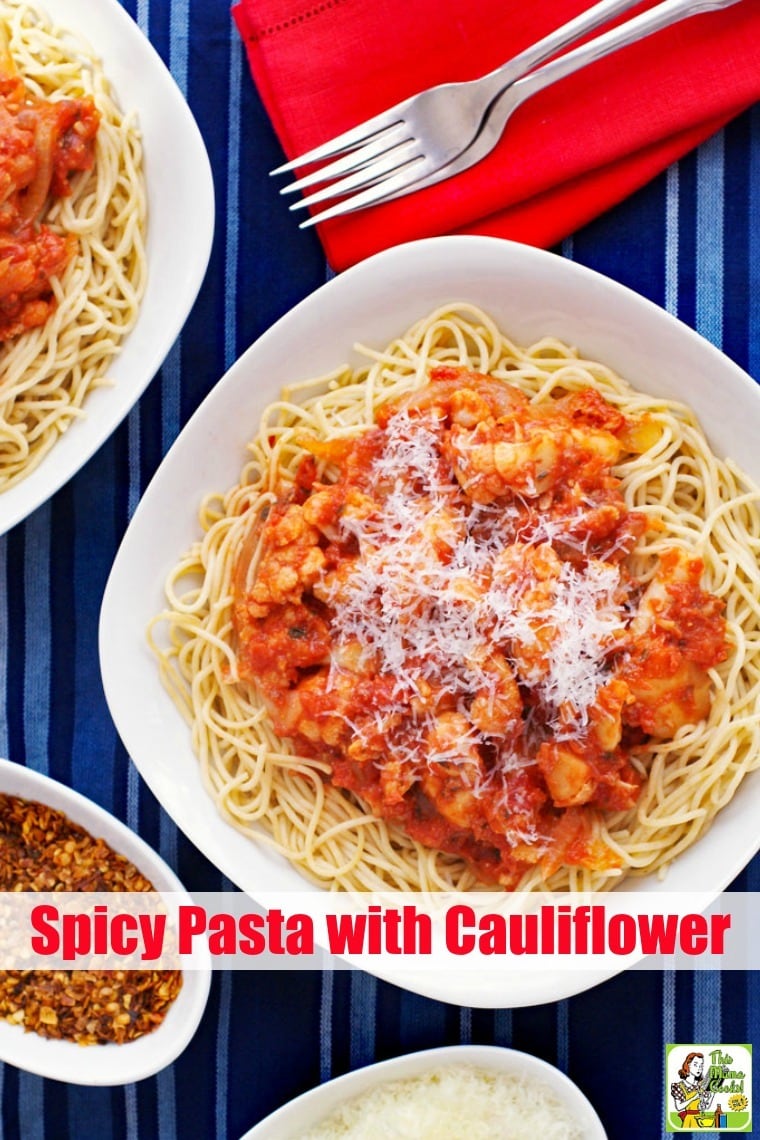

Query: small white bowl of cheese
left=239, top=1044, right=607, bottom=1139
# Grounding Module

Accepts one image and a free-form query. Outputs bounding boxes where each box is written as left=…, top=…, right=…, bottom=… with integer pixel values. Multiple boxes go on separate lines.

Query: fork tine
left=288, top=140, right=422, bottom=212
left=279, top=124, right=412, bottom=197
left=299, top=159, right=428, bottom=228
left=269, top=100, right=412, bottom=175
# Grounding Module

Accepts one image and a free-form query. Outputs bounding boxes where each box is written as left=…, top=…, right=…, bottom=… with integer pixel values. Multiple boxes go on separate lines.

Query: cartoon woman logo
left=670, top=1052, right=717, bottom=1129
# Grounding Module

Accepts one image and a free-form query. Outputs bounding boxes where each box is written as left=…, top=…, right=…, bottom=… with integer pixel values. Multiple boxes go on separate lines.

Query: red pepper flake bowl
left=0, top=757, right=211, bottom=1085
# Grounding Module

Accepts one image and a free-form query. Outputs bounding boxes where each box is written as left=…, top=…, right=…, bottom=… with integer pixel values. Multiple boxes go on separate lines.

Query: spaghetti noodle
left=150, top=304, right=760, bottom=892
left=0, top=0, right=146, bottom=491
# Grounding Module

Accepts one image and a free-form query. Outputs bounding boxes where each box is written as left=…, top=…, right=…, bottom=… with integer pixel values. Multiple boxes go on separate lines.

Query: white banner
left=1, top=889, right=759, bottom=973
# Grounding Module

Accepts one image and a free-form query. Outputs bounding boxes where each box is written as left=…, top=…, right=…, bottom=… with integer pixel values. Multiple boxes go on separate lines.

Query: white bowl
left=0, top=757, right=211, bottom=1085
left=238, top=1045, right=607, bottom=1139
left=0, top=0, right=214, bottom=536
left=99, top=234, right=760, bottom=1008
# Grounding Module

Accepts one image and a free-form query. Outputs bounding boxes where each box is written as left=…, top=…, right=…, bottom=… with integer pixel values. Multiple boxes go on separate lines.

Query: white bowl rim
left=0, top=756, right=211, bottom=1086
left=238, top=1043, right=608, bottom=1139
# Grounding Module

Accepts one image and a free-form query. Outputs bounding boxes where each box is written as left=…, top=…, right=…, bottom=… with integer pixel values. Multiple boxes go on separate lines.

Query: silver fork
left=271, top=0, right=744, bottom=228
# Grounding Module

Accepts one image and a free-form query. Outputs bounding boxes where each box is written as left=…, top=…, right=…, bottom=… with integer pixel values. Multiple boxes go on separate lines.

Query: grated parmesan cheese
left=297, top=1063, right=587, bottom=1140
left=323, top=402, right=633, bottom=752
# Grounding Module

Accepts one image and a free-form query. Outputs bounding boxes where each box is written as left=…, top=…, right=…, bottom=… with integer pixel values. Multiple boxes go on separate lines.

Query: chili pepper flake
left=0, top=792, right=182, bottom=1046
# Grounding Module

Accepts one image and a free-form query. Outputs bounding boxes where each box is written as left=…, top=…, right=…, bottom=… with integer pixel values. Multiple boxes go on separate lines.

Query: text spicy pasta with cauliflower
left=232, top=366, right=727, bottom=887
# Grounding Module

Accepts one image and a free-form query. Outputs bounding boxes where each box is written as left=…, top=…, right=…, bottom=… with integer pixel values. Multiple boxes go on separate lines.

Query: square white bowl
left=100, top=234, right=760, bottom=1009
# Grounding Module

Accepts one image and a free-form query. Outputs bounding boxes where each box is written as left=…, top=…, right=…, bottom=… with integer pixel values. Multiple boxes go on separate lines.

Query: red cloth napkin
left=233, top=0, right=760, bottom=271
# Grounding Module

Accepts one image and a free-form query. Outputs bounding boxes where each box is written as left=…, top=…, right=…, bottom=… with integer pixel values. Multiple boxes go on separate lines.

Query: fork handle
left=478, top=0, right=650, bottom=101
left=503, top=0, right=744, bottom=109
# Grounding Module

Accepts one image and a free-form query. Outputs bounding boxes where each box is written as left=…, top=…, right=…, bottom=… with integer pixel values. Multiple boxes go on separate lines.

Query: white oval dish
left=99, top=234, right=760, bottom=1008
left=0, top=757, right=211, bottom=1085
left=0, top=0, right=215, bottom=536
left=238, top=1044, right=608, bottom=1139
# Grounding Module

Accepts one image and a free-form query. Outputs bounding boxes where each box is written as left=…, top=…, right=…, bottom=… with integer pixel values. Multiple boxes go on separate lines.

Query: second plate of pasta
left=0, top=0, right=214, bottom=534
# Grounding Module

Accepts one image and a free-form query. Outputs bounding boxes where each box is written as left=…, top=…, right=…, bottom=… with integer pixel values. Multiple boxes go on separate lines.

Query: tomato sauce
left=233, top=370, right=728, bottom=885
left=0, top=32, right=99, bottom=340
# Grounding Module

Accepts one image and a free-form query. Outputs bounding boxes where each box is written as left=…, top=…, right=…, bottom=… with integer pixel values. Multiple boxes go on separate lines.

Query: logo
left=666, top=1044, right=752, bottom=1132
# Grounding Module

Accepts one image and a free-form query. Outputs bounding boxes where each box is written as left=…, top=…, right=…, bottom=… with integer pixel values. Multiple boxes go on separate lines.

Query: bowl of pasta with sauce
left=0, top=0, right=214, bottom=535
left=100, top=234, right=760, bottom=1007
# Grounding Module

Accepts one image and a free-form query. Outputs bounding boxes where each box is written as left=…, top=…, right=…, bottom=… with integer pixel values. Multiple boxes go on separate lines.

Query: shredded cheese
left=298, top=1063, right=587, bottom=1140
left=323, top=404, right=633, bottom=761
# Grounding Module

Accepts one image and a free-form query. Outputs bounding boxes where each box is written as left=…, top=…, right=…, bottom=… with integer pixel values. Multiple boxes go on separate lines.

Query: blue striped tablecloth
left=1, top=2, right=758, bottom=1137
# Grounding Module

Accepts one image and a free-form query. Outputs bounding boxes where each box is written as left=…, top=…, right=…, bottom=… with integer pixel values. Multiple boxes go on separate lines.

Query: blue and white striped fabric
left=0, top=3, right=758, bottom=1137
